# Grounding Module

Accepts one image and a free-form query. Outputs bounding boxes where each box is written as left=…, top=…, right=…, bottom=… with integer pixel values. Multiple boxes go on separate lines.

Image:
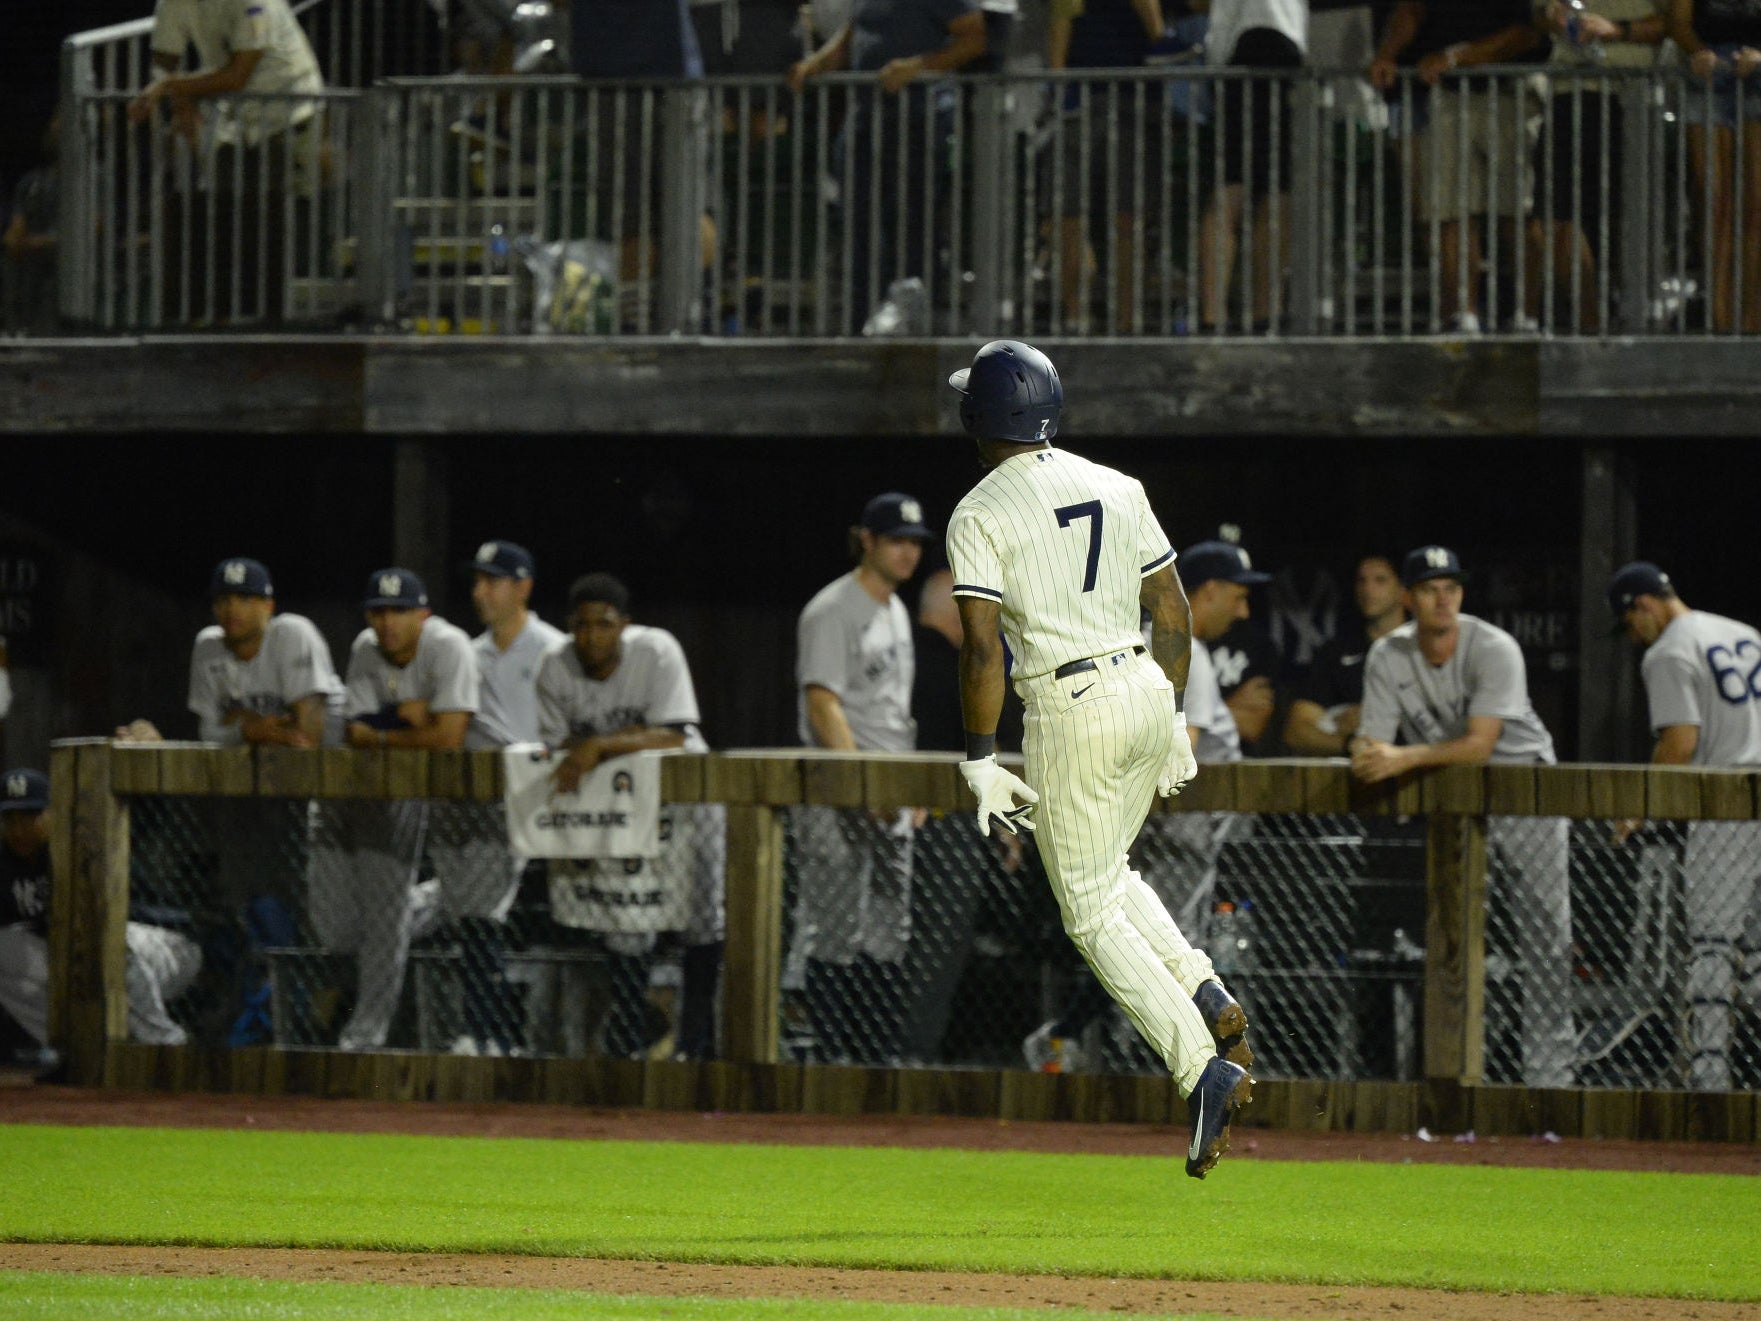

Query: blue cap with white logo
left=209, top=557, right=273, bottom=599
left=860, top=493, right=932, bottom=539
left=1179, top=540, right=1271, bottom=590
left=0, top=768, right=49, bottom=814
left=363, top=568, right=430, bottom=609
left=467, top=540, right=534, bottom=580
left=1606, top=561, right=1672, bottom=617
left=1401, top=545, right=1468, bottom=588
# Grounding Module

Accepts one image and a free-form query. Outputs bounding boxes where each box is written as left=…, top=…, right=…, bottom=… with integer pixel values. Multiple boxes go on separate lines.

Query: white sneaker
left=1450, top=311, right=1482, bottom=335
left=1505, top=313, right=1541, bottom=335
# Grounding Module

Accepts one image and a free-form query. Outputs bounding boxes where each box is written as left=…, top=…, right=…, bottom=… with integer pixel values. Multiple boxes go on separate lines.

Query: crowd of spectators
left=14, top=0, right=1761, bottom=335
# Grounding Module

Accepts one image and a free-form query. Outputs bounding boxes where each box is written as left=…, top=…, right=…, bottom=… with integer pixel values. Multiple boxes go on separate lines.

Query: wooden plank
left=659, top=752, right=706, bottom=804
left=109, top=745, right=161, bottom=794
left=1582, top=764, right=1648, bottom=821
left=1423, top=813, right=1487, bottom=1084
left=59, top=744, right=130, bottom=1086
left=1534, top=765, right=1594, bottom=820
left=1345, top=773, right=1404, bottom=818
left=1580, top=1088, right=1639, bottom=1140
left=1235, top=761, right=1307, bottom=814
left=1177, top=761, right=1237, bottom=814
left=1645, top=766, right=1702, bottom=822
left=384, top=749, right=429, bottom=800
left=1302, top=762, right=1352, bottom=814
left=866, top=754, right=963, bottom=813
left=467, top=750, right=504, bottom=803
left=426, top=749, right=469, bottom=802
left=722, top=805, right=783, bottom=1064
left=1699, top=770, right=1756, bottom=822
left=1424, top=765, right=1485, bottom=815
left=998, top=1069, right=1058, bottom=1123
left=1484, top=764, right=1538, bottom=817
left=320, top=748, right=387, bottom=799
left=802, top=755, right=865, bottom=808
left=256, top=747, right=321, bottom=798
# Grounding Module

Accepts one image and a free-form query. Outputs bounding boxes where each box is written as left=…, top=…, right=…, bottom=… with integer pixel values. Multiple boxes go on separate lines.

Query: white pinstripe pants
left=1019, top=649, right=1215, bottom=1094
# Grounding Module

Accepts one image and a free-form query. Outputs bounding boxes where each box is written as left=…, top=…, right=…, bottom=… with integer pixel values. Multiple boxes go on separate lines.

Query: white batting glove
left=959, top=755, right=1040, bottom=837
left=1158, top=713, right=1199, bottom=798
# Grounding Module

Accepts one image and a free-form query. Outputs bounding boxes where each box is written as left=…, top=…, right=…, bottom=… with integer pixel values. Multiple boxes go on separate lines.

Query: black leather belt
left=1054, top=645, right=1145, bottom=680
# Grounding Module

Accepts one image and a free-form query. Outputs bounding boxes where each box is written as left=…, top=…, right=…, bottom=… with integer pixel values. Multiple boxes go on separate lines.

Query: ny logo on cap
left=476, top=543, right=497, bottom=563
left=900, top=499, right=923, bottom=526
left=5, top=773, right=27, bottom=800
left=223, top=560, right=248, bottom=584
left=379, top=573, right=403, bottom=598
left=1423, top=547, right=1451, bottom=569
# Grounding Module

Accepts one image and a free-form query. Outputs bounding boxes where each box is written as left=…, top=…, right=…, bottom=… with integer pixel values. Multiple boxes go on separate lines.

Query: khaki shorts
left=1417, top=82, right=1541, bottom=222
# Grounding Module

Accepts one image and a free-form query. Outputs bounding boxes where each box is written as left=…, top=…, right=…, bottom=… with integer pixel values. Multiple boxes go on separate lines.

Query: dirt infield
left=2, top=1084, right=1757, bottom=1319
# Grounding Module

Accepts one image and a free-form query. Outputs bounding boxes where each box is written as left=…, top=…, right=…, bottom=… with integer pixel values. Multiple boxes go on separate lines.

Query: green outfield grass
left=0, top=1124, right=1755, bottom=1303
left=0, top=1272, right=1265, bottom=1321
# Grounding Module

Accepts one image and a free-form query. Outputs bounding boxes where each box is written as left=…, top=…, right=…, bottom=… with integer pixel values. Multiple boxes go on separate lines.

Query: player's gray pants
left=306, top=800, right=427, bottom=1050
left=427, top=802, right=522, bottom=922
left=0, top=922, right=199, bottom=1046
left=1488, top=815, right=1575, bottom=1088
left=789, top=806, right=912, bottom=965
left=1682, top=820, right=1761, bottom=1090
left=1019, top=650, right=1215, bottom=1094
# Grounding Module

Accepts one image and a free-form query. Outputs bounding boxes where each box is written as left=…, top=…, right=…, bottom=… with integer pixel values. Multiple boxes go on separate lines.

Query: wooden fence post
left=722, top=803, right=784, bottom=1064
left=1423, top=809, right=1488, bottom=1084
left=47, top=740, right=130, bottom=1086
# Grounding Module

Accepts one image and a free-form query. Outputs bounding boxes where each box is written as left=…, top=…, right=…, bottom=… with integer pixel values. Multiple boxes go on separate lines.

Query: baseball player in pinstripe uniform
left=310, top=569, right=478, bottom=1051
left=1352, top=545, right=1575, bottom=1087
left=946, top=340, right=1252, bottom=1178
left=1610, top=561, right=1761, bottom=1091
left=429, top=540, right=565, bottom=1054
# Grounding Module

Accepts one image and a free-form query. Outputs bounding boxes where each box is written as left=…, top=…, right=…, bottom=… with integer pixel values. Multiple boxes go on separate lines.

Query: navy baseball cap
left=468, top=540, right=534, bottom=580
left=1180, top=540, right=1271, bottom=589
left=860, top=493, right=933, bottom=539
left=1401, top=545, right=1468, bottom=587
left=1607, top=561, right=1673, bottom=617
left=363, top=568, right=430, bottom=609
left=0, top=768, right=49, bottom=814
left=209, top=557, right=273, bottom=598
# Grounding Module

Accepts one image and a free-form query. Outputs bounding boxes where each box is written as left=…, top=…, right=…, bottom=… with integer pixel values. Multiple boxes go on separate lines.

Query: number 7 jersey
left=947, top=447, right=1174, bottom=682
left=1641, top=609, right=1761, bottom=767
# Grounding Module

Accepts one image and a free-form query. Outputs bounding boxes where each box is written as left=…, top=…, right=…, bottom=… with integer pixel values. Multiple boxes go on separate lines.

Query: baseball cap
left=362, top=568, right=430, bottom=609
left=0, top=768, right=49, bottom=814
left=1179, top=540, right=1272, bottom=589
left=1401, top=545, right=1468, bottom=587
left=467, top=540, right=534, bottom=580
left=860, top=492, right=933, bottom=540
left=1606, top=561, right=1672, bottom=617
left=208, top=557, right=273, bottom=599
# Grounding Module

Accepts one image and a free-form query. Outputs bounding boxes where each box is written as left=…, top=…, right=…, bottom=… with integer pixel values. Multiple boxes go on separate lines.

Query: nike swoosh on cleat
left=1188, top=1091, right=1206, bottom=1161
left=1071, top=684, right=1094, bottom=699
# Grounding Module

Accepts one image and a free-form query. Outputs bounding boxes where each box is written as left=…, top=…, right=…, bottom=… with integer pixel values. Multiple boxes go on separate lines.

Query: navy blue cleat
left=1192, top=978, right=1253, bottom=1070
left=1184, top=1056, right=1252, bottom=1179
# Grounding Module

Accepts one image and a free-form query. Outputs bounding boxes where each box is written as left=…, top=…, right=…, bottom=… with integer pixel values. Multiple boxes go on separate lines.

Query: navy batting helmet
left=948, top=340, right=1062, bottom=442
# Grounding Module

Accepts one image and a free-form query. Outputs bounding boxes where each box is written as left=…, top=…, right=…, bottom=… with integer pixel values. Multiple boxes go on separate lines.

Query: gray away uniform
left=1360, top=613, right=1574, bottom=1088
left=187, top=613, right=344, bottom=916
left=309, top=617, right=478, bottom=1050
left=1641, top=609, right=1761, bottom=1090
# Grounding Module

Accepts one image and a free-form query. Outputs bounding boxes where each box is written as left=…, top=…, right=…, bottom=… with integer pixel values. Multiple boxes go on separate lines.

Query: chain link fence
left=127, top=791, right=1761, bottom=1088
left=127, top=795, right=725, bottom=1058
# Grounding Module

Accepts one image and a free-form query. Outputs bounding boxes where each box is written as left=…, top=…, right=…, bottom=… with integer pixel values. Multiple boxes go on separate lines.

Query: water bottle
left=1210, top=901, right=1238, bottom=975
left=1565, top=0, right=1608, bottom=63
left=486, top=222, right=510, bottom=274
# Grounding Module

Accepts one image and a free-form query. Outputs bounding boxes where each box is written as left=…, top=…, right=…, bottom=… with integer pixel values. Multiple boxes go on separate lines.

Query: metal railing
left=52, top=66, right=1761, bottom=335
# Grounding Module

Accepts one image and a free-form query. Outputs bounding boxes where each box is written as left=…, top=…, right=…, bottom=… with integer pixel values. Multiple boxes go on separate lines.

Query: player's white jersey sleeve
left=187, top=627, right=240, bottom=745
left=1356, top=633, right=1402, bottom=745
left=422, top=620, right=480, bottom=714
left=947, top=506, right=1004, bottom=605
left=534, top=639, right=575, bottom=747
left=150, top=0, right=193, bottom=59
left=635, top=628, right=703, bottom=730
left=1133, top=484, right=1176, bottom=578
left=1464, top=625, right=1531, bottom=723
left=342, top=628, right=383, bottom=719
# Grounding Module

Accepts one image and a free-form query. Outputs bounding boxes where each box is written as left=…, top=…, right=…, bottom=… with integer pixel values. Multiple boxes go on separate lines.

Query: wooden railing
left=44, top=739, right=1761, bottom=1140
